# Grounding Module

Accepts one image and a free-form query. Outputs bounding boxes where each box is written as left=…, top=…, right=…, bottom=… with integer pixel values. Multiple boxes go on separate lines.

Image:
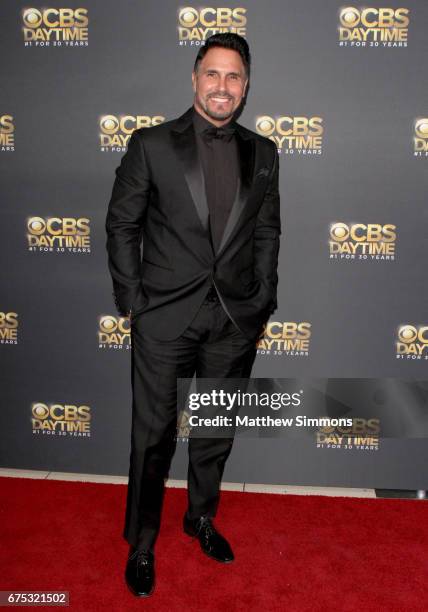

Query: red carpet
left=0, top=476, right=427, bottom=611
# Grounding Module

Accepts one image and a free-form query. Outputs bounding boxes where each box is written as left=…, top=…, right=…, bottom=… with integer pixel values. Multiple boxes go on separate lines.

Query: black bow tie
left=202, top=125, right=235, bottom=143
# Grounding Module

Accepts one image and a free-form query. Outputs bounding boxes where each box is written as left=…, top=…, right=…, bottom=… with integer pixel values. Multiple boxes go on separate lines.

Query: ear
left=243, top=78, right=248, bottom=97
left=191, top=71, right=196, bottom=93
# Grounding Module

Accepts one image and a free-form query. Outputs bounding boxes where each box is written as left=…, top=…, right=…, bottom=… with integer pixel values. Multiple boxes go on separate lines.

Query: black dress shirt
left=192, top=106, right=239, bottom=253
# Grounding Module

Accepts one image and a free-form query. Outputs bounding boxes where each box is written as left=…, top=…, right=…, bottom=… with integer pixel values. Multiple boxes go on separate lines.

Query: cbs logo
left=398, top=325, right=428, bottom=345
left=415, top=119, right=428, bottom=139
left=330, top=223, right=396, bottom=242
left=100, top=115, right=165, bottom=135
left=32, top=403, right=91, bottom=421
left=178, top=7, right=246, bottom=28
left=99, top=315, right=131, bottom=334
left=0, top=115, right=14, bottom=133
left=22, top=8, right=89, bottom=28
left=0, top=312, right=18, bottom=328
left=339, top=7, right=409, bottom=28
left=319, top=418, right=380, bottom=434
left=177, top=410, right=191, bottom=435
left=27, top=217, right=90, bottom=236
left=256, top=116, right=323, bottom=137
left=264, top=322, right=311, bottom=339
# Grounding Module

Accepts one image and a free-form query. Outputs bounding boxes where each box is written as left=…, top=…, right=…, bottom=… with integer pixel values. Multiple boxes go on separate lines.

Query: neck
left=193, top=101, right=233, bottom=128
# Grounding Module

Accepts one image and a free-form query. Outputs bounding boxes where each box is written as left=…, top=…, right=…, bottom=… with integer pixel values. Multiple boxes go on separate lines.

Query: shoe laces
left=128, top=548, right=152, bottom=567
left=196, top=516, right=216, bottom=538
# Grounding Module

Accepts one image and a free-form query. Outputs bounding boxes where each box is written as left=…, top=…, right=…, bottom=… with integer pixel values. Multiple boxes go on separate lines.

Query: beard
left=198, top=93, right=236, bottom=121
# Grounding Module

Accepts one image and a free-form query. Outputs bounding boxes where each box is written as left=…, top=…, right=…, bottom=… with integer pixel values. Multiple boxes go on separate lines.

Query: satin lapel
left=216, top=130, right=255, bottom=257
left=171, top=122, right=210, bottom=235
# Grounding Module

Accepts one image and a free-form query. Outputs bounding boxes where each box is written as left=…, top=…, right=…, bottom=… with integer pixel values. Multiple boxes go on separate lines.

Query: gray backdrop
left=1, top=0, right=427, bottom=489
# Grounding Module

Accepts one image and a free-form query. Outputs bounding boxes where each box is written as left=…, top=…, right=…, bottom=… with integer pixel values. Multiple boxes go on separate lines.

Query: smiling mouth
left=210, top=97, right=232, bottom=103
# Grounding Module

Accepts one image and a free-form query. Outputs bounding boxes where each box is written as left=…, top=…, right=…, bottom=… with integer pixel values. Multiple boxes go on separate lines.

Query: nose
left=218, top=74, right=228, bottom=92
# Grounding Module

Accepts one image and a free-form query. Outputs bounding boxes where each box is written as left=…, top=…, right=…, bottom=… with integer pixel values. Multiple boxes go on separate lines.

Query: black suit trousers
left=123, top=293, right=258, bottom=551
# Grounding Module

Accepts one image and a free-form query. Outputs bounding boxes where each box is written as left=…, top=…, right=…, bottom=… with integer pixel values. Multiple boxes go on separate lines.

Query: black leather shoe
left=183, top=514, right=234, bottom=563
left=125, top=546, right=155, bottom=597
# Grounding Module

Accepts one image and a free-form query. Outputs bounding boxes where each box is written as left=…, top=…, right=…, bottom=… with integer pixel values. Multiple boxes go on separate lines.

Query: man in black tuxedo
left=105, top=33, right=280, bottom=597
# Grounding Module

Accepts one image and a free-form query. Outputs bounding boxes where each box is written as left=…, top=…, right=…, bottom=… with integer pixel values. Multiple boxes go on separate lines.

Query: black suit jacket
left=105, top=106, right=281, bottom=341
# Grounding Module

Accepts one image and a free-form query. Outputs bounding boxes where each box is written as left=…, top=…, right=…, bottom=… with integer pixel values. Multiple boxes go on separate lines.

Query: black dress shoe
left=125, top=546, right=155, bottom=597
left=183, top=514, right=234, bottom=563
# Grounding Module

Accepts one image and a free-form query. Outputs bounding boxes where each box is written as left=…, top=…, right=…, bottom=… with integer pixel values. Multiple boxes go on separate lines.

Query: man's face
left=192, top=46, right=248, bottom=125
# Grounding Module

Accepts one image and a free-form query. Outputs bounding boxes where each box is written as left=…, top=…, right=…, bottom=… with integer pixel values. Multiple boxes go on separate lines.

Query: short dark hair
left=193, top=33, right=251, bottom=78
